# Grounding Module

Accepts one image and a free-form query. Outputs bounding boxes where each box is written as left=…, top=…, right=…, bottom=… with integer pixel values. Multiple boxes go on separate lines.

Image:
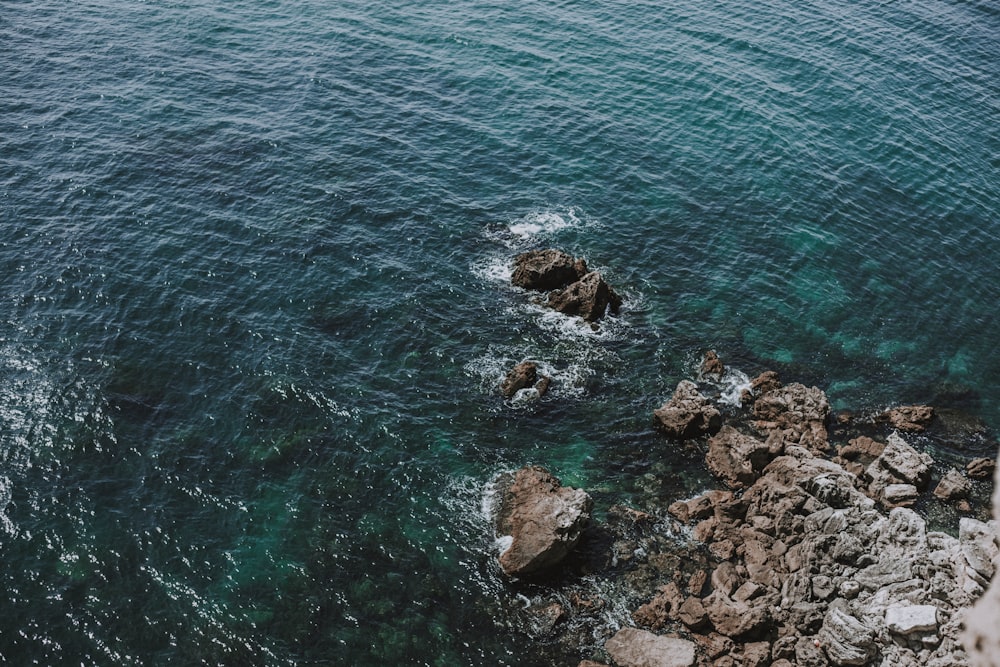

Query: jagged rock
left=865, top=432, right=934, bottom=499
left=963, top=452, right=1000, bottom=666
left=934, top=469, right=971, bottom=501
left=547, top=271, right=622, bottom=322
left=966, top=457, right=995, bottom=480
left=633, top=584, right=684, bottom=631
left=959, top=517, right=998, bottom=582
left=604, top=627, right=697, bottom=667
left=819, top=606, right=876, bottom=666
left=750, top=371, right=782, bottom=397
left=752, top=382, right=831, bottom=453
left=511, top=248, right=587, bottom=291
left=701, top=350, right=724, bottom=378
left=702, top=591, right=771, bottom=640
left=886, top=604, right=939, bottom=636
left=578, top=661, right=610, bottom=667
left=706, top=426, right=772, bottom=489
left=500, top=361, right=551, bottom=398
left=494, top=466, right=593, bottom=577
left=677, top=597, right=709, bottom=630
left=837, top=436, right=886, bottom=461
left=882, top=405, right=935, bottom=432
left=884, top=483, right=919, bottom=507
left=653, top=380, right=722, bottom=440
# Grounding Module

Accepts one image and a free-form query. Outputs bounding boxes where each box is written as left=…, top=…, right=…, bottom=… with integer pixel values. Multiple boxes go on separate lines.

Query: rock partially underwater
left=510, top=248, right=623, bottom=323
left=492, top=465, right=593, bottom=578
left=485, top=350, right=999, bottom=667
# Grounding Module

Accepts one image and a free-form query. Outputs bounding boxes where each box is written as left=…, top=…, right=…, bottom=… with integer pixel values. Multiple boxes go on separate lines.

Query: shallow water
left=1, top=0, right=998, bottom=663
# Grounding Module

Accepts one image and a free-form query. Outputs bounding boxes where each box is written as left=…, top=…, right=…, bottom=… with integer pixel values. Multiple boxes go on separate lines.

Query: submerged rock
left=494, top=466, right=593, bottom=577
left=547, top=271, right=623, bottom=322
left=653, top=380, right=722, bottom=440
left=511, top=248, right=587, bottom=291
left=881, top=404, right=935, bottom=432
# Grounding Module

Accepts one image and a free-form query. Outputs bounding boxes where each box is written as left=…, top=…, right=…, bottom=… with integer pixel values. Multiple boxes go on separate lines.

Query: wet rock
left=604, top=627, right=697, bottom=667
left=706, top=426, right=772, bottom=489
left=750, top=371, right=782, bottom=398
left=500, top=361, right=551, bottom=399
left=966, top=457, right=995, bottom=480
left=653, top=380, right=722, bottom=440
left=547, top=271, right=622, bottom=322
left=934, top=469, right=971, bottom=501
left=701, top=350, right=725, bottom=379
left=511, top=248, right=587, bottom=291
left=881, top=405, right=935, bottom=433
left=494, top=466, right=593, bottom=577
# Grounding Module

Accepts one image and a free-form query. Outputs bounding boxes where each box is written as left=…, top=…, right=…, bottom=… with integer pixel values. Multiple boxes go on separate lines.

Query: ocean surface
left=1, top=0, right=998, bottom=664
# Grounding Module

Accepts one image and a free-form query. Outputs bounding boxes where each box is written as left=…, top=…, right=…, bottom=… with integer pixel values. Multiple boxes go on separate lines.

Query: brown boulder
left=752, top=382, right=831, bottom=453
left=881, top=405, right=934, bottom=432
left=547, top=271, right=623, bottom=322
left=494, top=466, right=593, bottom=577
left=654, top=380, right=722, bottom=440
left=701, top=350, right=725, bottom=378
left=967, top=457, right=996, bottom=479
left=933, top=468, right=971, bottom=501
left=702, top=590, right=772, bottom=640
left=500, top=361, right=551, bottom=398
left=605, top=627, right=697, bottom=667
left=706, top=426, right=772, bottom=489
left=511, top=248, right=587, bottom=291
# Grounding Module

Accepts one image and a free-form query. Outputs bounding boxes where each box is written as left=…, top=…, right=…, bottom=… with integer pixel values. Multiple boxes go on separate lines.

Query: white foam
left=495, top=534, right=513, bottom=554
left=469, top=253, right=513, bottom=285
left=718, top=367, right=752, bottom=407
left=507, top=210, right=579, bottom=239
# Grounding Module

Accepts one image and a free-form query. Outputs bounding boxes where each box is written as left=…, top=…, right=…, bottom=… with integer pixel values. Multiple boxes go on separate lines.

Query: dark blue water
left=2, top=0, right=998, bottom=664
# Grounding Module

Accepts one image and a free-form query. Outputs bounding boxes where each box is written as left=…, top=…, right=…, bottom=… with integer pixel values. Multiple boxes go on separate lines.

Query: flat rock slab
left=605, top=628, right=696, bottom=667
left=885, top=604, right=939, bottom=636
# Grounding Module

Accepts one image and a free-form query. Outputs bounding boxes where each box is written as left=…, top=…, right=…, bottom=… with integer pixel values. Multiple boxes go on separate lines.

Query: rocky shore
left=486, top=250, right=1000, bottom=667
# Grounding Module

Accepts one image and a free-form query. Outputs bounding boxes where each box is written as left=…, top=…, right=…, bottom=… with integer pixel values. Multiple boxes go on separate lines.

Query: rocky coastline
left=487, top=249, right=1000, bottom=667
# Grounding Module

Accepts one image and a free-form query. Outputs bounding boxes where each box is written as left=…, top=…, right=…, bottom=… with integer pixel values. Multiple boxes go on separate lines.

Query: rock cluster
left=654, top=381, right=723, bottom=441
left=511, top=248, right=622, bottom=323
left=484, top=347, right=999, bottom=667
left=500, top=360, right=551, bottom=399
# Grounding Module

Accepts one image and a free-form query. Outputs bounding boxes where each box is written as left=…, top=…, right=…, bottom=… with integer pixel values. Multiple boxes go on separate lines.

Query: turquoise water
left=1, top=0, right=998, bottom=663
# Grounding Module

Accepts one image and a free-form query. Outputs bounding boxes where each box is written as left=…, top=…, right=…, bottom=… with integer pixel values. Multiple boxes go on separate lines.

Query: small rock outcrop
left=881, top=404, right=935, bottom=432
left=494, top=466, right=593, bottom=577
left=705, top=425, right=774, bottom=489
left=653, top=380, right=722, bottom=440
left=548, top=271, right=623, bottom=322
left=751, top=382, right=831, bottom=453
left=700, top=350, right=724, bottom=379
left=511, top=248, right=587, bottom=291
left=604, top=627, right=696, bottom=667
left=500, top=361, right=551, bottom=399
